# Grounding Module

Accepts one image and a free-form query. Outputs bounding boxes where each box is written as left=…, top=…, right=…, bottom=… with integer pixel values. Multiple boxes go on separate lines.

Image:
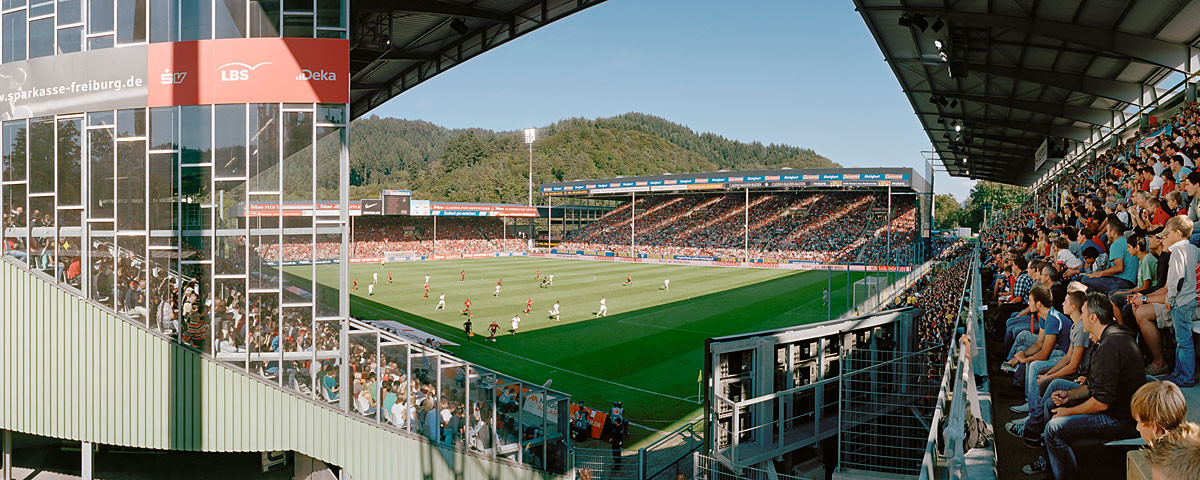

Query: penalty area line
left=352, top=300, right=701, bottom=405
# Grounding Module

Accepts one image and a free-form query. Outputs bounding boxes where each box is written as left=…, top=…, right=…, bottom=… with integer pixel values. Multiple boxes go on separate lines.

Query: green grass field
left=290, top=257, right=865, bottom=446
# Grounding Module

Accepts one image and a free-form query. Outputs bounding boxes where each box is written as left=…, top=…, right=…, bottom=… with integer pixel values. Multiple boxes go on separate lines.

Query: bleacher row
left=978, top=101, right=1200, bottom=478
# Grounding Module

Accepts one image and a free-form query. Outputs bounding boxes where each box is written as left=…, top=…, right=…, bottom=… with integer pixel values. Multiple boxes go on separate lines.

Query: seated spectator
left=1004, top=285, right=1072, bottom=390
left=1148, top=421, right=1200, bottom=479
left=1131, top=380, right=1188, bottom=445
left=1077, top=217, right=1138, bottom=294
left=1021, top=292, right=1146, bottom=478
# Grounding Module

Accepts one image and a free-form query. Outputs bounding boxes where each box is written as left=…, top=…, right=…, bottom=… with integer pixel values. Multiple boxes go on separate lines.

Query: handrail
left=918, top=246, right=981, bottom=480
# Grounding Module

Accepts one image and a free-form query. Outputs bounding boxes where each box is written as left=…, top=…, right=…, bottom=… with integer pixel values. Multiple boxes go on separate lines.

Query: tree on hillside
left=934, top=194, right=964, bottom=229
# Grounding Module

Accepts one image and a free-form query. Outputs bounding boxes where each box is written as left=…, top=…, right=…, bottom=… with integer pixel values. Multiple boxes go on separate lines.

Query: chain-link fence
left=692, top=453, right=807, bottom=480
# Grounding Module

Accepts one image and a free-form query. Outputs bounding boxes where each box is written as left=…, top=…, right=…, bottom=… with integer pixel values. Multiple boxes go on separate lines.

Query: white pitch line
left=352, top=300, right=701, bottom=405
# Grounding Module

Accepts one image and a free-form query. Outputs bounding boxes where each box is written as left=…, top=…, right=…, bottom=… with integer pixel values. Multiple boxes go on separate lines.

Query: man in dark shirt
left=1039, top=292, right=1146, bottom=478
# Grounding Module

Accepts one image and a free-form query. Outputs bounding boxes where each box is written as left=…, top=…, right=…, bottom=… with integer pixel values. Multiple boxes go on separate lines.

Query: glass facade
left=0, top=0, right=569, bottom=471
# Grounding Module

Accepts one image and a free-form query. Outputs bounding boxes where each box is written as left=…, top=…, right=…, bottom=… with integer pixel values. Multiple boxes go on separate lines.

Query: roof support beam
left=890, top=9, right=1196, bottom=72
left=936, top=141, right=1033, bottom=158
left=894, top=59, right=1144, bottom=105
left=962, top=133, right=1044, bottom=148
left=371, top=0, right=511, bottom=22
left=940, top=114, right=1092, bottom=142
left=913, top=89, right=1113, bottom=126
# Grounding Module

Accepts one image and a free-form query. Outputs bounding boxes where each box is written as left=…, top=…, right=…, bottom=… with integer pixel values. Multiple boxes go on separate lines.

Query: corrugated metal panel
left=0, top=260, right=565, bottom=479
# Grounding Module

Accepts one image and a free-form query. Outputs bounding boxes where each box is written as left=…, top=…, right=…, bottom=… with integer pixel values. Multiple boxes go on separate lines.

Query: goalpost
left=852, top=275, right=888, bottom=310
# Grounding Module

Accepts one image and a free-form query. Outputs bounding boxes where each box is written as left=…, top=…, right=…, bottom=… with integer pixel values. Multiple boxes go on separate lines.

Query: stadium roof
left=349, top=0, right=605, bottom=119
left=539, top=167, right=929, bottom=198
left=854, top=0, right=1200, bottom=186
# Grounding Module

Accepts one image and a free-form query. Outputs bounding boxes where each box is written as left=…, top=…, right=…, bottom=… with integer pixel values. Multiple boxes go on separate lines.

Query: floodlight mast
left=524, top=128, right=537, bottom=206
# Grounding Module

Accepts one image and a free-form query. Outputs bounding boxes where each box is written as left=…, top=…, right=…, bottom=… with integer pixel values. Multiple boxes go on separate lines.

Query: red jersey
left=526, top=298, right=533, bottom=307
left=489, top=323, right=499, bottom=334
left=424, top=284, right=429, bottom=292
left=498, top=279, right=502, bottom=286
left=464, top=300, right=471, bottom=308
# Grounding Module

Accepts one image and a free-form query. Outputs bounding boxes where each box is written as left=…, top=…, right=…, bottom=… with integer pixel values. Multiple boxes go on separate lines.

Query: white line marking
left=352, top=300, right=701, bottom=405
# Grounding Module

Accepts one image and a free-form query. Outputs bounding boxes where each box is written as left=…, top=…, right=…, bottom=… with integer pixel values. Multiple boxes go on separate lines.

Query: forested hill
left=342, top=113, right=840, bottom=203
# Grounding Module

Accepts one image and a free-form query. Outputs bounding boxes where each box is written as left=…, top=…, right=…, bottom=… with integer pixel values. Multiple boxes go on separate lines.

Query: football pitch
left=290, top=257, right=867, bottom=446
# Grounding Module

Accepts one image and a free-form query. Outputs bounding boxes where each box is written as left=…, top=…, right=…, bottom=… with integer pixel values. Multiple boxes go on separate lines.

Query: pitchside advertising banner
left=0, top=38, right=347, bottom=119
left=539, top=250, right=914, bottom=272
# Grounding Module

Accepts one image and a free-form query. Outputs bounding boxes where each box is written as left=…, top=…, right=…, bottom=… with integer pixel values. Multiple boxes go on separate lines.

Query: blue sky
left=371, top=0, right=977, bottom=201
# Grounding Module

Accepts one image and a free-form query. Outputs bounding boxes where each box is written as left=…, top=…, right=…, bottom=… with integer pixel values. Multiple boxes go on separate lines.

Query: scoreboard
left=383, top=192, right=410, bottom=215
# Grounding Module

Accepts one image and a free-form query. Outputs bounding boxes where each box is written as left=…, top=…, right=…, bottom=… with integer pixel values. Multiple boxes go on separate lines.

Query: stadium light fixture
left=910, top=13, right=928, bottom=31
left=450, top=18, right=469, bottom=35
left=933, top=39, right=943, bottom=49
left=525, top=128, right=537, bottom=206
left=948, top=99, right=958, bottom=108
left=930, top=18, right=944, bottom=33
left=955, top=124, right=962, bottom=132
left=898, top=14, right=911, bottom=27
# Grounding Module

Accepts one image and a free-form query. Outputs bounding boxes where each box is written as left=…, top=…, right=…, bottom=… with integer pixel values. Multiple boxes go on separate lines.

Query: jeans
left=1044, top=412, right=1135, bottom=479
left=1190, top=231, right=1200, bottom=248
left=1008, top=330, right=1039, bottom=360
left=1022, top=352, right=1065, bottom=401
left=1169, top=302, right=1196, bottom=386
left=1077, top=275, right=1134, bottom=294
left=1005, top=315, right=1034, bottom=352
left=1026, top=378, right=1080, bottom=436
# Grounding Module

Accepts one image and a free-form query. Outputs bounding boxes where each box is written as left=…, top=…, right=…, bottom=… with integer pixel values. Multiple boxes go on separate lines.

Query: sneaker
left=1165, top=375, right=1196, bottom=388
left=1146, top=363, right=1171, bottom=377
left=1005, top=420, right=1026, bottom=438
left=1009, top=403, right=1030, bottom=414
left=1022, top=456, right=1049, bottom=475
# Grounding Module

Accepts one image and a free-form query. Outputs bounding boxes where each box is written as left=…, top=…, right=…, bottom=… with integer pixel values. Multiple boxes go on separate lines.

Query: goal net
left=853, top=276, right=889, bottom=308
left=384, top=251, right=420, bottom=262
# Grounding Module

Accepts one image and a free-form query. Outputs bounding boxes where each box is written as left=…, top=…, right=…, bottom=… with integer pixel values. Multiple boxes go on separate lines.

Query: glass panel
left=468, top=369, right=496, bottom=454
left=180, top=0, right=211, bottom=40
left=495, top=375, right=522, bottom=456
left=29, top=18, right=54, bottom=59
left=350, top=332, right=378, bottom=418
left=29, top=0, right=52, bottom=16
left=281, top=14, right=312, bottom=38
left=148, top=152, right=177, bottom=246
left=314, top=0, right=341, bottom=28
left=57, top=209, right=81, bottom=289
left=89, top=0, right=114, bottom=33
left=213, top=277, right=247, bottom=358
left=249, top=291, right=281, bottom=381
left=117, top=235, right=147, bottom=323
left=215, top=0, right=246, bottom=38
left=88, top=111, right=115, bottom=127
left=316, top=318, right=340, bottom=402
left=147, top=249, right=177, bottom=334
left=28, top=196, right=53, bottom=274
left=315, top=29, right=344, bottom=39
left=316, top=104, right=344, bottom=125
left=57, top=26, right=83, bottom=54
left=89, top=128, right=115, bottom=219
left=2, top=0, right=24, bottom=10
left=2, top=120, right=25, bottom=183
left=247, top=193, right=278, bottom=290
left=314, top=126, right=339, bottom=202
left=442, top=362, right=466, bottom=446
left=180, top=166, right=211, bottom=262
left=179, top=262, right=210, bottom=347
left=2, top=183, right=26, bottom=264
left=117, top=140, right=146, bottom=231
left=58, top=0, right=81, bottom=24
left=381, top=343, right=408, bottom=428
left=314, top=230, right=338, bottom=317
left=56, top=118, right=83, bottom=206
left=281, top=219, right=310, bottom=303
left=180, top=105, right=211, bottom=164
left=150, top=107, right=178, bottom=150
left=214, top=179, right=245, bottom=275
left=149, top=0, right=179, bottom=43
left=117, top=0, right=148, bottom=44
left=28, top=117, right=53, bottom=194
left=214, top=104, right=246, bottom=177
left=89, top=223, right=116, bottom=307
left=117, top=108, right=146, bottom=138
left=248, top=0, right=279, bottom=37
left=282, top=110, right=311, bottom=201
left=2, top=11, right=27, bottom=63
left=248, top=104, right=279, bottom=192
left=281, top=306, right=312, bottom=395
left=281, top=0, right=306, bottom=12
left=87, top=35, right=115, bottom=50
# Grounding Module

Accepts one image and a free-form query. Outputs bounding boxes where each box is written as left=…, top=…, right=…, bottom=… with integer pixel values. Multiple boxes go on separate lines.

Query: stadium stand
left=259, top=217, right=527, bottom=262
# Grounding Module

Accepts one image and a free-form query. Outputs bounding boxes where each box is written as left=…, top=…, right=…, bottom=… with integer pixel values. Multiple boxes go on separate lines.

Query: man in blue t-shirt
left=1005, top=285, right=1072, bottom=389
left=1079, top=217, right=1138, bottom=293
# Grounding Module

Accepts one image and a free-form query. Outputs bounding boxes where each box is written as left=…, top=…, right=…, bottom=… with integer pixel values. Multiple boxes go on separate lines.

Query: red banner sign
left=148, top=38, right=348, bottom=106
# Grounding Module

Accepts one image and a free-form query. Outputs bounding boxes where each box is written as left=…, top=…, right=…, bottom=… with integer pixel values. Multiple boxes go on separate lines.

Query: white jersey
left=368, top=284, right=375, bottom=295
left=425, top=275, right=430, bottom=284
left=548, top=274, right=554, bottom=284
left=511, top=316, right=521, bottom=330
left=664, top=279, right=670, bottom=289
left=599, top=298, right=606, bottom=307
left=495, top=285, right=501, bottom=294
left=550, top=303, right=560, bottom=314
left=373, top=273, right=378, bottom=284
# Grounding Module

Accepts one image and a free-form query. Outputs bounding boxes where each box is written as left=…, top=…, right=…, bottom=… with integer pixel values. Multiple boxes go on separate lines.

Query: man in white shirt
left=510, top=314, right=521, bottom=335
left=596, top=297, right=607, bottom=317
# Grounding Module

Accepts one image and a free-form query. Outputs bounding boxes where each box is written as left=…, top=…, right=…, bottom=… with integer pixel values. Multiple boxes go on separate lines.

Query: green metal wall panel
left=0, top=261, right=565, bottom=480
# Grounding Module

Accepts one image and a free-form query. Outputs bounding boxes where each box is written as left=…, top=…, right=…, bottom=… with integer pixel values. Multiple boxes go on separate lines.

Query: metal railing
left=917, top=249, right=988, bottom=480
left=638, top=417, right=705, bottom=480
left=693, top=452, right=807, bottom=480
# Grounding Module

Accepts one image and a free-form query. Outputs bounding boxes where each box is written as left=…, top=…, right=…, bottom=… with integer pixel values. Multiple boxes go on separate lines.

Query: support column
left=81, top=442, right=93, bottom=480
left=744, top=188, right=749, bottom=262
left=548, top=195, right=553, bottom=247
left=2, top=429, right=11, bottom=480
left=630, top=192, right=636, bottom=255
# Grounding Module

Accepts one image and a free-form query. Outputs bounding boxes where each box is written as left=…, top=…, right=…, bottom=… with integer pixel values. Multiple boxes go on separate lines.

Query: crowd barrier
left=532, top=249, right=914, bottom=272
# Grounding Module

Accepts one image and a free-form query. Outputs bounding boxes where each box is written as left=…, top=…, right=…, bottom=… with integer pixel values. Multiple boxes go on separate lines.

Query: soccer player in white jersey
left=368, top=283, right=375, bottom=296
left=435, top=293, right=446, bottom=310
left=547, top=273, right=554, bottom=286
left=510, top=314, right=521, bottom=335
left=373, top=272, right=378, bottom=285
left=494, top=284, right=501, bottom=297
left=425, top=274, right=430, bottom=285
left=596, top=297, right=607, bottom=317
left=663, top=278, right=670, bottom=291
left=549, top=301, right=561, bottom=321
